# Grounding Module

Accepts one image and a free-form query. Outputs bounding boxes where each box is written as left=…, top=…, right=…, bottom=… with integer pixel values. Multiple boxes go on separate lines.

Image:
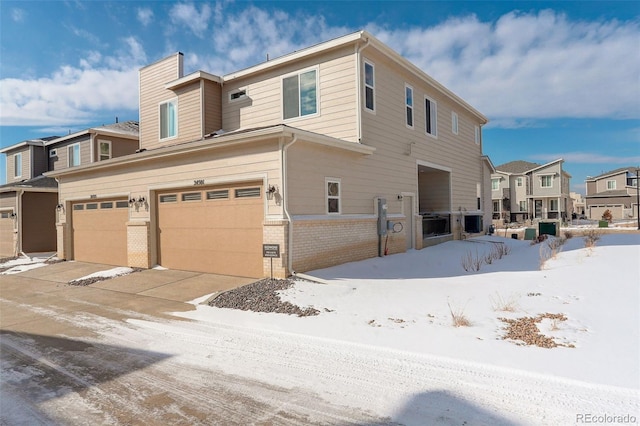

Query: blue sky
left=1, top=1, right=639, bottom=193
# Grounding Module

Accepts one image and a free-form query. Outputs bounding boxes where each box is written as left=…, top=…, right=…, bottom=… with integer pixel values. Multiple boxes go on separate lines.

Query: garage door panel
left=157, top=184, right=263, bottom=277
left=72, top=200, right=128, bottom=266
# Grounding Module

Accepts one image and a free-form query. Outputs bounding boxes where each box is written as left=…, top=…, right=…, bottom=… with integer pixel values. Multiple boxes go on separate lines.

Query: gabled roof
left=50, top=121, right=139, bottom=145
left=0, top=175, right=58, bottom=193
left=586, top=166, right=638, bottom=181
left=495, top=160, right=541, bottom=174
left=0, top=136, right=59, bottom=154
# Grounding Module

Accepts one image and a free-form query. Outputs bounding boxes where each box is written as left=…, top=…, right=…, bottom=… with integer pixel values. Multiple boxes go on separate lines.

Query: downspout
left=16, top=189, right=25, bottom=257
left=282, top=135, right=298, bottom=276
left=355, top=34, right=370, bottom=143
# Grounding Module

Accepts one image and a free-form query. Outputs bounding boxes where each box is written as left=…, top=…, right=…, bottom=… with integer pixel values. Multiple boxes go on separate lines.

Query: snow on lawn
left=177, top=233, right=640, bottom=390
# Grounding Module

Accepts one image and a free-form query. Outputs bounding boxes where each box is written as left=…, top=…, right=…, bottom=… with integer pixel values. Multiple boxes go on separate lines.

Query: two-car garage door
left=156, top=183, right=264, bottom=278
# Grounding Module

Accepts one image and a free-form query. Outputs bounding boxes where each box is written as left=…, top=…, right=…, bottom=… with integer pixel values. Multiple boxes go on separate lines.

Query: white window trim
left=281, top=66, right=320, bottom=122
left=606, top=180, right=616, bottom=190
left=326, top=177, right=341, bottom=215
left=68, top=143, right=81, bottom=167
left=98, top=140, right=112, bottom=161
left=540, top=174, right=554, bottom=188
left=451, top=111, right=458, bottom=135
left=49, top=149, right=57, bottom=158
left=405, top=84, right=414, bottom=129
left=424, top=95, right=438, bottom=138
left=516, top=177, right=523, bottom=187
left=363, top=60, right=375, bottom=114
left=229, top=88, right=247, bottom=102
left=159, top=98, right=178, bottom=141
left=474, top=125, right=480, bottom=145
left=491, top=178, right=500, bottom=191
left=14, top=153, right=22, bottom=179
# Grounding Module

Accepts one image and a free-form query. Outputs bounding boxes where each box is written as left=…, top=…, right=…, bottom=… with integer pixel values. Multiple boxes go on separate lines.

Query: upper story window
left=98, top=140, right=111, bottom=161
left=491, top=178, right=500, bottom=191
left=160, top=99, right=178, bottom=139
left=516, top=177, right=523, bottom=187
left=474, top=125, right=480, bottom=144
left=425, top=96, right=437, bottom=137
left=326, top=178, right=341, bottom=214
left=283, top=68, right=318, bottom=120
left=49, top=149, right=57, bottom=158
left=364, top=61, right=375, bottom=112
left=541, top=175, right=553, bottom=188
left=606, top=180, right=616, bottom=190
left=451, top=112, right=458, bottom=135
left=405, top=85, right=413, bottom=128
left=68, top=143, right=80, bottom=167
left=14, top=153, right=22, bottom=178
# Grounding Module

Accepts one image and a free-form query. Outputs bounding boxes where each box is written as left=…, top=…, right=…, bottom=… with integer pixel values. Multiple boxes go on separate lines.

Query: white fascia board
left=165, top=70, right=223, bottom=90
left=223, top=31, right=364, bottom=82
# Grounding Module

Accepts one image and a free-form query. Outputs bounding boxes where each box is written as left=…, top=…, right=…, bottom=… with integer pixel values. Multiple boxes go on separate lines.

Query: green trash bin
left=539, top=221, right=557, bottom=236
left=598, top=220, right=609, bottom=228
left=524, top=228, right=537, bottom=240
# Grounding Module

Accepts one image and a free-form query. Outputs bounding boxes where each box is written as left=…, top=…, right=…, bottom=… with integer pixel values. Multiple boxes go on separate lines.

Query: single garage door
left=157, top=183, right=264, bottom=278
left=0, top=211, right=16, bottom=257
left=72, top=199, right=128, bottom=266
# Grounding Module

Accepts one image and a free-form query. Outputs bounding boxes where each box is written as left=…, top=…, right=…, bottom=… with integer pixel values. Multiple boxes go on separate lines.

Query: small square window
left=49, top=149, right=58, bottom=158
left=230, top=89, right=247, bottom=101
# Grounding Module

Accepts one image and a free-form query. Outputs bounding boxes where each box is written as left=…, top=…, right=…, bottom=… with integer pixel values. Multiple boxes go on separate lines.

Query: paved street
left=0, top=262, right=386, bottom=425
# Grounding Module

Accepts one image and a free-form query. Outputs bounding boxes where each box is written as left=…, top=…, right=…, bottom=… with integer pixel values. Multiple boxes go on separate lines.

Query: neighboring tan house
left=0, top=122, right=139, bottom=257
left=47, top=30, right=491, bottom=279
left=570, top=191, right=586, bottom=218
left=585, top=167, right=640, bottom=220
left=492, top=159, right=571, bottom=223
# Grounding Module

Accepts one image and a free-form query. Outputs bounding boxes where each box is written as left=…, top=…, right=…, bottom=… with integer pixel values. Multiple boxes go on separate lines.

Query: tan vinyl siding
left=174, top=83, right=203, bottom=142
left=57, top=139, right=283, bottom=224
left=106, top=137, right=139, bottom=160
left=203, top=80, right=222, bottom=135
left=532, top=163, right=562, bottom=196
left=0, top=192, right=17, bottom=210
left=594, top=172, right=627, bottom=193
left=358, top=46, right=485, bottom=215
left=50, top=137, right=91, bottom=170
left=139, top=53, right=184, bottom=150
left=32, top=146, right=48, bottom=176
left=222, top=45, right=358, bottom=142
left=7, top=147, right=30, bottom=180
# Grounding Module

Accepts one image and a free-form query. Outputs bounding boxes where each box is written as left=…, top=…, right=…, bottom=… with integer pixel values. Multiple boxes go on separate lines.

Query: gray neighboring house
left=491, top=159, right=571, bottom=223
left=0, top=122, right=139, bottom=257
left=585, top=167, right=640, bottom=220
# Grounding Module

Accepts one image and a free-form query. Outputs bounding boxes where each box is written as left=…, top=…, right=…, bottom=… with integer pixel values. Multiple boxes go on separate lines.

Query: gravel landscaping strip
left=209, top=278, right=320, bottom=317
left=499, top=313, right=574, bottom=348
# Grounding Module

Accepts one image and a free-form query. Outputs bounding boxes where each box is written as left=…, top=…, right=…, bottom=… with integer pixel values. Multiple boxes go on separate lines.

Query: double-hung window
left=98, top=140, right=111, bottom=161
left=14, top=153, right=22, bottom=178
left=491, top=178, right=500, bottom=191
left=68, top=144, right=80, bottom=167
left=160, top=99, right=177, bottom=139
left=516, top=177, right=523, bottom=187
left=425, top=96, right=437, bottom=137
left=541, top=175, right=553, bottom=188
left=326, top=178, right=341, bottom=214
left=364, top=61, right=375, bottom=112
left=519, top=201, right=527, bottom=211
left=549, top=199, right=558, bottom=211
left=405, top=85, right=413, bottom=127
left=283, top=69, right=318, bottom=120
left=606, top=180, right=616, bottom=190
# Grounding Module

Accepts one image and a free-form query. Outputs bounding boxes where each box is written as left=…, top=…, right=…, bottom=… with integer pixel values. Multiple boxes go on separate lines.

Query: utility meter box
left=377, top=198, right=388, bottom=236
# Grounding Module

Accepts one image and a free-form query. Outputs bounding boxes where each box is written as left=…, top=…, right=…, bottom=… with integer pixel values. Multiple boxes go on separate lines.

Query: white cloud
left=11, top=8, right=25, bottom=22
left=170, top=3, right=212, bottom=38
left=371, top=11, right=640, bottom=123
left=137, top=7, right=154, bottom=26
left=0, top=38, right=145, bottom=126
left=534, top=152, right=640, bottom=164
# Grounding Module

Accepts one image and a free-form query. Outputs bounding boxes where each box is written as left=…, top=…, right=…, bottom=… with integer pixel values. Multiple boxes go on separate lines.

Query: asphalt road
left=0, top=262, right=389, bottom=425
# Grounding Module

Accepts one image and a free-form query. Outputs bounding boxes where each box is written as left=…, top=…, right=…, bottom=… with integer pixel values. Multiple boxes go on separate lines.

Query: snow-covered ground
left=2, top=232, right=639, bottom=424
